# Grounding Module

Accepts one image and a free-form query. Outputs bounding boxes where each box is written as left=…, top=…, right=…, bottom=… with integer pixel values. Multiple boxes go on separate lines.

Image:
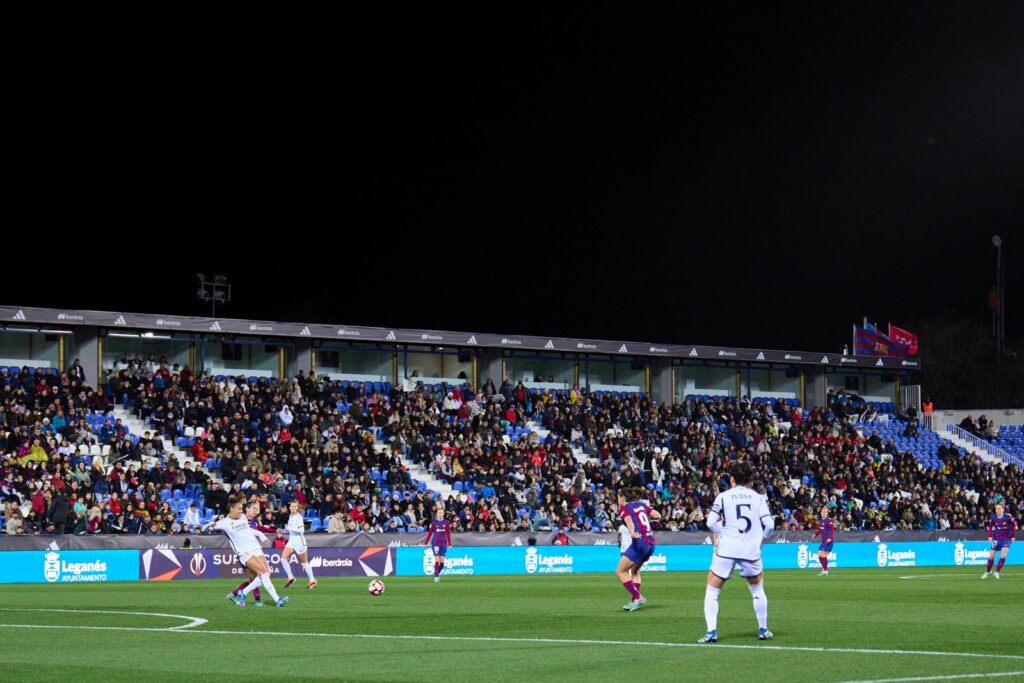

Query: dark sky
left=8, top=3, right=1024, bottom=352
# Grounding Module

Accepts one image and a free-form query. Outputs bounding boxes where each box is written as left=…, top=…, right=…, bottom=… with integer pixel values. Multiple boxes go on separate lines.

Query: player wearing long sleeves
left=982, top=502, right=1017, bottom=579
left=812, top=506, right=835, bottom=575
left=424, top=507, right=452, bottom=582
left=699, top=461, right=775, bottom=644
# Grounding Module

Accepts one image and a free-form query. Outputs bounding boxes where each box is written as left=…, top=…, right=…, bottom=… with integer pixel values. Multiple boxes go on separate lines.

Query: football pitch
left=1, top=567, right=1020, bottom=683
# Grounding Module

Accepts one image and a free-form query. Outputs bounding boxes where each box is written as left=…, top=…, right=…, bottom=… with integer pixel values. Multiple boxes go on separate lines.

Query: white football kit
left=285, top=513, right=307, bottom=553
left=213, top=515, right=267, bottom=566
left=707, top=486, right=774, bottom=579
left=619, top=524, right=632, bottom=554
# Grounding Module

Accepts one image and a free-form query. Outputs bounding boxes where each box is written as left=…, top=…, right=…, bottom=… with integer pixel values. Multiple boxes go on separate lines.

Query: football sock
left=623, top=581, right=641, bottom=600
left=749, top=582, right=768, bottom=629
left=434, top=561, right=441, bottom=577
left=253, top=588, right=261, bottom=601
left=997, top=557, right=1006, bottom=572
left=704, top=586, right=720, bottom=631
left=232, top=580, right=248, bottom=596
left=242, top=576, right=262, bottom=595
left=303, top=562, right=315, bottom=581
left=821, top=556, right=828, bottom=571
left=259, top=574, right=280, bottom=602
left=986, top=558, right=994, bottom=572
left=281, top=559, right=295, bottom=580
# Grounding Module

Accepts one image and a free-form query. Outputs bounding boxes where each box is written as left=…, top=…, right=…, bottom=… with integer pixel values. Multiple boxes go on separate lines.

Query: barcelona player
left=425, top=506, right=452, bottom=583
left=982, top=502, right=1017, bottom=580
left=616, top=487, right=661, bottom=612
left=812, top=505, right=834, bottom=575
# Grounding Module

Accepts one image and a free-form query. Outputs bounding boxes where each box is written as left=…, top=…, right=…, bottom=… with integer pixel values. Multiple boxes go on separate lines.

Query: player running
left=812, top=505, right=835, bottom=575
left=279, top=501, right=317, bottom=589
left=617, top=487, right=661, bottom=612
left=207, top=494, right=288, bottom=607
left=424, top=506, right=452, bottom=582
left=698, top=462, right=774, bottom=644
left=982, top=502, right=1017, bottom=580
left=225, top=501, right=280, bottom=606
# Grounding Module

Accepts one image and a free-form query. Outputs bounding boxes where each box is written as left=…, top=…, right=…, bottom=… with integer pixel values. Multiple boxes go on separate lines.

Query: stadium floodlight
left=196, top=273, right=231, bottom=318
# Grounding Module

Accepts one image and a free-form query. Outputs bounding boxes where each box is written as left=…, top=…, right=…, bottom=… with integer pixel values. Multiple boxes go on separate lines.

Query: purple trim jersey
left=425, top=519, right=452, bottom=547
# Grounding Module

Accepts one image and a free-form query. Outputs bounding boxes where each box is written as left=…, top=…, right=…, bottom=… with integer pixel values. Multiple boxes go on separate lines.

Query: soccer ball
left=368, top=579, right=385, bottom=596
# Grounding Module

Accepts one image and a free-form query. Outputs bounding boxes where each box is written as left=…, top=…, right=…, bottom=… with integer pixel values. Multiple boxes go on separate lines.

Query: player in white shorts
left=698, top=461, right=774, bottom=644
left=207, top=494, right=288, bottom=607
left=279, top=501, right=317, bottom=589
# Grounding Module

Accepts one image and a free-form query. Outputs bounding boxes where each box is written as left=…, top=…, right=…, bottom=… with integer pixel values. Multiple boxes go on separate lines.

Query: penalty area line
left=0, top=622, right=1021, bottom=663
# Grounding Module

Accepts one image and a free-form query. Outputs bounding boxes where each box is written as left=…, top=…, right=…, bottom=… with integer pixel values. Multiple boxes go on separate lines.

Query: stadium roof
left=0, top=304, right=920, bottom=370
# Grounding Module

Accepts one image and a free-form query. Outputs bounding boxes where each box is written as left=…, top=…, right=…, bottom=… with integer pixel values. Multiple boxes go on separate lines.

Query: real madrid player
left=226, top=501, right=280, bottom=606
left=207, top=494, right=288, bottom=607
left=698, top=462, right=773, bottom=643
left=279, top=501, right=317, bottom=589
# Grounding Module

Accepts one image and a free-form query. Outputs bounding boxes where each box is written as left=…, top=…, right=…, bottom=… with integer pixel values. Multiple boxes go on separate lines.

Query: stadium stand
left=1, top=360, right=1019, bottom=537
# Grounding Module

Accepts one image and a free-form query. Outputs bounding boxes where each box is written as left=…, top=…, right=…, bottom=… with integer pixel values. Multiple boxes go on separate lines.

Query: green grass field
left=0, top=567, right=1021, bottom=683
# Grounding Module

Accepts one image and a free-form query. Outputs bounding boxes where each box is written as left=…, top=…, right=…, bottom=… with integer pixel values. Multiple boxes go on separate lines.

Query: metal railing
left=933, top=415, right=1023, bottom=468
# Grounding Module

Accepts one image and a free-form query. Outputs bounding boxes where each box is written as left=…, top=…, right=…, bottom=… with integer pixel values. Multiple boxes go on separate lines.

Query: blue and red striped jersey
left=619, top=502, right=655, bottom=545
left=425, top=519, right=452, bottom=547
left=989, top=515, right=1017, bottom=543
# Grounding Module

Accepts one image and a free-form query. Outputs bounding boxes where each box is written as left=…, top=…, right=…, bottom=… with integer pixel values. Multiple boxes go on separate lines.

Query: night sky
left=9, top=3, right=1024, bottom=353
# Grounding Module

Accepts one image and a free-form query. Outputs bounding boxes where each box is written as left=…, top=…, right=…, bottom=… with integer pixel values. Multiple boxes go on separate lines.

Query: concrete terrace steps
left=526, top=420, right=599, bottom=466
left=111, top=404, right=224, bottom=485
left=373, top=442, right=455, bottom=500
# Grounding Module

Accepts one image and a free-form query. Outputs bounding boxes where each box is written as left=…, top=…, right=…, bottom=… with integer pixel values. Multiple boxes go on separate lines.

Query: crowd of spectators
left=1, top=355, right=1020, bottom=537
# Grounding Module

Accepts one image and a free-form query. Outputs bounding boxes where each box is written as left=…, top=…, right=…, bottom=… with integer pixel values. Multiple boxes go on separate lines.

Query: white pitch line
left=0, top=622, right=1021, bottom=663
left=838, top=672, right=1024, bottom=683
left=0, top=608, right=207, bottom=630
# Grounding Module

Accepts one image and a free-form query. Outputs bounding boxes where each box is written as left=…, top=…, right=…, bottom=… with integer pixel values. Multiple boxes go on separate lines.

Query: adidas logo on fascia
left=12, top=309, right=26, bottom=320
left=300, top=326, right=310, bottom=336
left=209, top=321, right=222, bottom=331
left=385, top=331, right=396, bottom=341
left=875, top=358, right=884, bottom=367
left=755, top=352, right=765, bottom=360
left=820, top=355, right=829, bottom=364
left=618, top=344, right=628, bottom=353
left=688, top=348, right=698, bottom=357
left=466, top=335, right=478, bottom=345
left=544, top=340, right=554, bottom=349
left=113, top=315, right=127, bottom=326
